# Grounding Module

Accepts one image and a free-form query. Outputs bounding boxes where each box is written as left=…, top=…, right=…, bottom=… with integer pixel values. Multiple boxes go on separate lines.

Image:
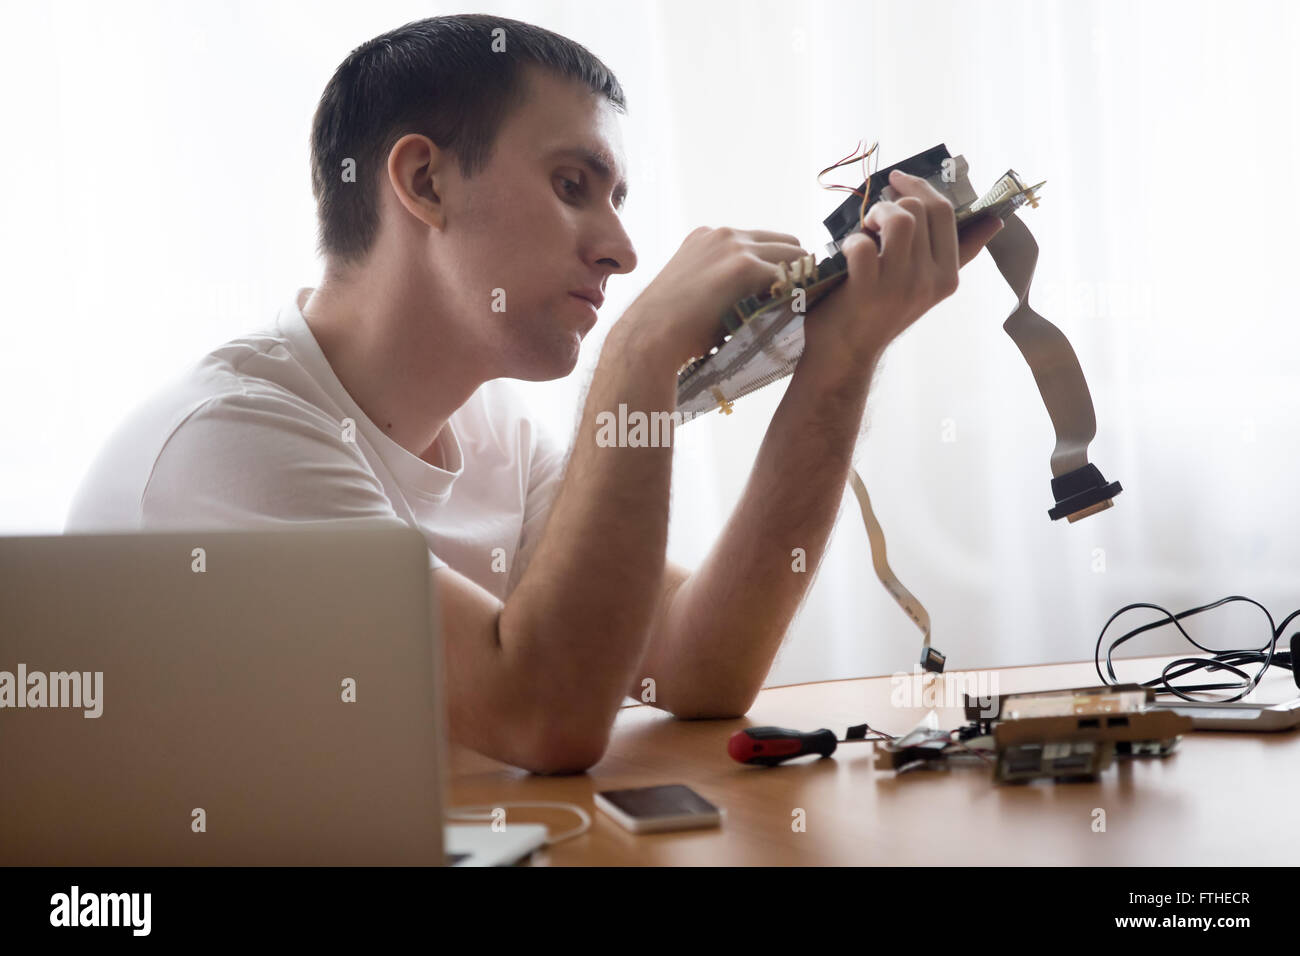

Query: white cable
left=848, top=467, right=932, bottom=657
left=446, top=801, right=592, bottom=847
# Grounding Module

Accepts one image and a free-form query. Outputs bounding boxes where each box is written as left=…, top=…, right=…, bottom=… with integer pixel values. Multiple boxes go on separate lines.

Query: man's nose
left=594, top=220, right=637, bottom=277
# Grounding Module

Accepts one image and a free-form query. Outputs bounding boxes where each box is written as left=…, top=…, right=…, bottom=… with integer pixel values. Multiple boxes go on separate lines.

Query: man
left=66, top=14, right=1001, bottom=773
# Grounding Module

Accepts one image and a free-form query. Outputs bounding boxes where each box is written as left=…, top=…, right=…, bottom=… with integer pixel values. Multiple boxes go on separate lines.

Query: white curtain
left=5, top=0, right=1297, bottom=682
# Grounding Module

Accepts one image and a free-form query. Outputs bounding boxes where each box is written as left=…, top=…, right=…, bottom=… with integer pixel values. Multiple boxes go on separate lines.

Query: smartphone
left=594, top=784, right=724, bottom=834
left=1149, top=696, right=1300, bottom=731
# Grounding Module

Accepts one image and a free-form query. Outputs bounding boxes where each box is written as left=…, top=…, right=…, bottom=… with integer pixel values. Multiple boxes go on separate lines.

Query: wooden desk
left=448, top=656, right=1300, bottom=865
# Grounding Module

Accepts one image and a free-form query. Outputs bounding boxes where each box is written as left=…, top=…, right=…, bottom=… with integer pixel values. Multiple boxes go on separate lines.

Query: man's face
left=429, top=66, right=637, bottom=381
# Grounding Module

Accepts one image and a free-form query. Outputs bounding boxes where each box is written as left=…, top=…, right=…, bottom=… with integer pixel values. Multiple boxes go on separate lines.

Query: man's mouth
left=568, top=288, right=605, bottom=310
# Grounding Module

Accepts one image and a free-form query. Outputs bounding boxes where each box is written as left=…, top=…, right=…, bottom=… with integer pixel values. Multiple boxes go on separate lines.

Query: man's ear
left=386, top=133, right=447, bottom=232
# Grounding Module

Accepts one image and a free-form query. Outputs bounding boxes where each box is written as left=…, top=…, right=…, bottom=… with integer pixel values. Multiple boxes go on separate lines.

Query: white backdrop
left=3, top=0, right=1298, bottom=684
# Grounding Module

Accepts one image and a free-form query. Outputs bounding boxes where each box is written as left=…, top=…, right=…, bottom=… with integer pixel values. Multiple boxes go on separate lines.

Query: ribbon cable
left=984, top=213, right=1098, bottom=478
left=848, top=466, right=935, bottom=667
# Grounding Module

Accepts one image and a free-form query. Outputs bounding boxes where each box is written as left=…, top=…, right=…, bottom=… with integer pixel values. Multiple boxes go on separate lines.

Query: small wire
left=1094, top=596, right=1298, bottom=702
left=846, top=721, right=896, bottom=742
left=446, top=801, right=592, bottom=846
left=816, top=140, right=880, bottom=232
left=816, top=139, right=873, bottom=194
left=859, top=142, right=880, bottom=231
left=944, top=732, right=995, bottom=765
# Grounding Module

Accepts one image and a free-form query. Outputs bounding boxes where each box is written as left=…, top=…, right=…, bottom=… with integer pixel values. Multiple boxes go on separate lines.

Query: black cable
left=1094, top=596, right=1298, bottom=702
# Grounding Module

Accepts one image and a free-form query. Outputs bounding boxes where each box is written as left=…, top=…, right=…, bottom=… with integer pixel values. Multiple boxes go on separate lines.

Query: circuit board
left=674, top=144, right=1044, bottom=418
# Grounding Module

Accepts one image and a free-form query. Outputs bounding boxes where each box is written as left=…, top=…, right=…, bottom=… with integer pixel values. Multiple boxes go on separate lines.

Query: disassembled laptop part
left=874, top=684, right=1191, bottom=783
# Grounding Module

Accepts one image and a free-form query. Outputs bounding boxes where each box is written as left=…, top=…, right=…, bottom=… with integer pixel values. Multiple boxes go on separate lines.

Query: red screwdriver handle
left=728, top=726, right=839, bottom=766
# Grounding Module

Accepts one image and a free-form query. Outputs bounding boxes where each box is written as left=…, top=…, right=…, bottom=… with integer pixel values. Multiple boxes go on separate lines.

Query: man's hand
left=619, top=226, right=811, bottom=371
left=803, top=168, right=1004, bottom=368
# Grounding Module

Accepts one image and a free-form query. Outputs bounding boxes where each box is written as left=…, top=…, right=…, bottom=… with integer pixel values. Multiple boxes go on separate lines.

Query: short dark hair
left=309, top=14, right=625, bottom=265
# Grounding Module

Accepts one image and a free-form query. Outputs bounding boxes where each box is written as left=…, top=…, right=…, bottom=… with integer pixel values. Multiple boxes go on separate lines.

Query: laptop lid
left=0, top=522, right=448, bottom=865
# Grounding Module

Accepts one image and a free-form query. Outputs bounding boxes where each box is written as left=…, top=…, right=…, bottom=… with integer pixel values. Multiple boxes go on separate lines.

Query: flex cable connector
left=983, top=215, right=1123, bottom=521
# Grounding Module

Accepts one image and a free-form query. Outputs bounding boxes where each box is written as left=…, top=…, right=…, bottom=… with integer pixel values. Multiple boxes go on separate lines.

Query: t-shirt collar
left=277, top=287, right=464, bottom=501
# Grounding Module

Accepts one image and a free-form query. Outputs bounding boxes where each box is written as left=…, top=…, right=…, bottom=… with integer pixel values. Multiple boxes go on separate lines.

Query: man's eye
left=557, top=175, right=581, bottom=198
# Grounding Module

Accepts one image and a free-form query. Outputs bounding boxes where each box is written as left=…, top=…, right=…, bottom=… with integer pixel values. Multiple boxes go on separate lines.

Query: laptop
left=0, top=523, right=545, bottom=866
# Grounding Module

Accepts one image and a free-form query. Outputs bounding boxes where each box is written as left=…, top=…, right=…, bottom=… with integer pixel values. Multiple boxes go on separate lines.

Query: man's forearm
left=649, top=340, right=884, bottom=716
left=499, top=318, right=678, bottom=739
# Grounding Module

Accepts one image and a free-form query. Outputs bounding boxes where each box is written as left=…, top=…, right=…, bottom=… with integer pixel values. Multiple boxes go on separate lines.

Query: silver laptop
left=0, top=523, right=544, bottom=866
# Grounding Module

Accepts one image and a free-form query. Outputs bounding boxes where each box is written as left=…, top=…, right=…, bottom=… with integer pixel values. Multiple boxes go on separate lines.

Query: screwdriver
left=728, top=726, right=860, bottom=766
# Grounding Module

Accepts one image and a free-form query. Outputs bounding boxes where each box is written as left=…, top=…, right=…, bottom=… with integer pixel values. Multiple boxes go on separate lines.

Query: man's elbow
left=512, top=719, right=611, bottom=775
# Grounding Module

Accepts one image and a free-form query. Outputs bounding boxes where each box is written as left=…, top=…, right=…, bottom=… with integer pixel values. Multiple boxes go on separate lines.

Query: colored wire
left=815, top=139, right=872, bottom=194
left=945, top=734, right=995, bottom=765
left=847, top=721, right=896, bottom=742
left=816, top=139, right=880, bottom=232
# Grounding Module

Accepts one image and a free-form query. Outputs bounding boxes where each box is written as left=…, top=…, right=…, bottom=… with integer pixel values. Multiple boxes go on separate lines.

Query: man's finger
left=746, top=241, right=812, bottom=265
left=890, top=170, right=957, bottom=269
left=742, top=229, right=804, bottom=247
left=864, top=200, right=916, bottom=262
left=923, top=194, right=958, bottom=273
left=887, top=168, right=949, bottom=206
left=841, top=231, right=881, bottom=288
left=896, top=196, right=931, bottom=268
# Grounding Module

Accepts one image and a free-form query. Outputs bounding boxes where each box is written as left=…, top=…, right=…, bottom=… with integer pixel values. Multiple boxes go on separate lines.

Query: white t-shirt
left=65, top=288, right=569, bottom=599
